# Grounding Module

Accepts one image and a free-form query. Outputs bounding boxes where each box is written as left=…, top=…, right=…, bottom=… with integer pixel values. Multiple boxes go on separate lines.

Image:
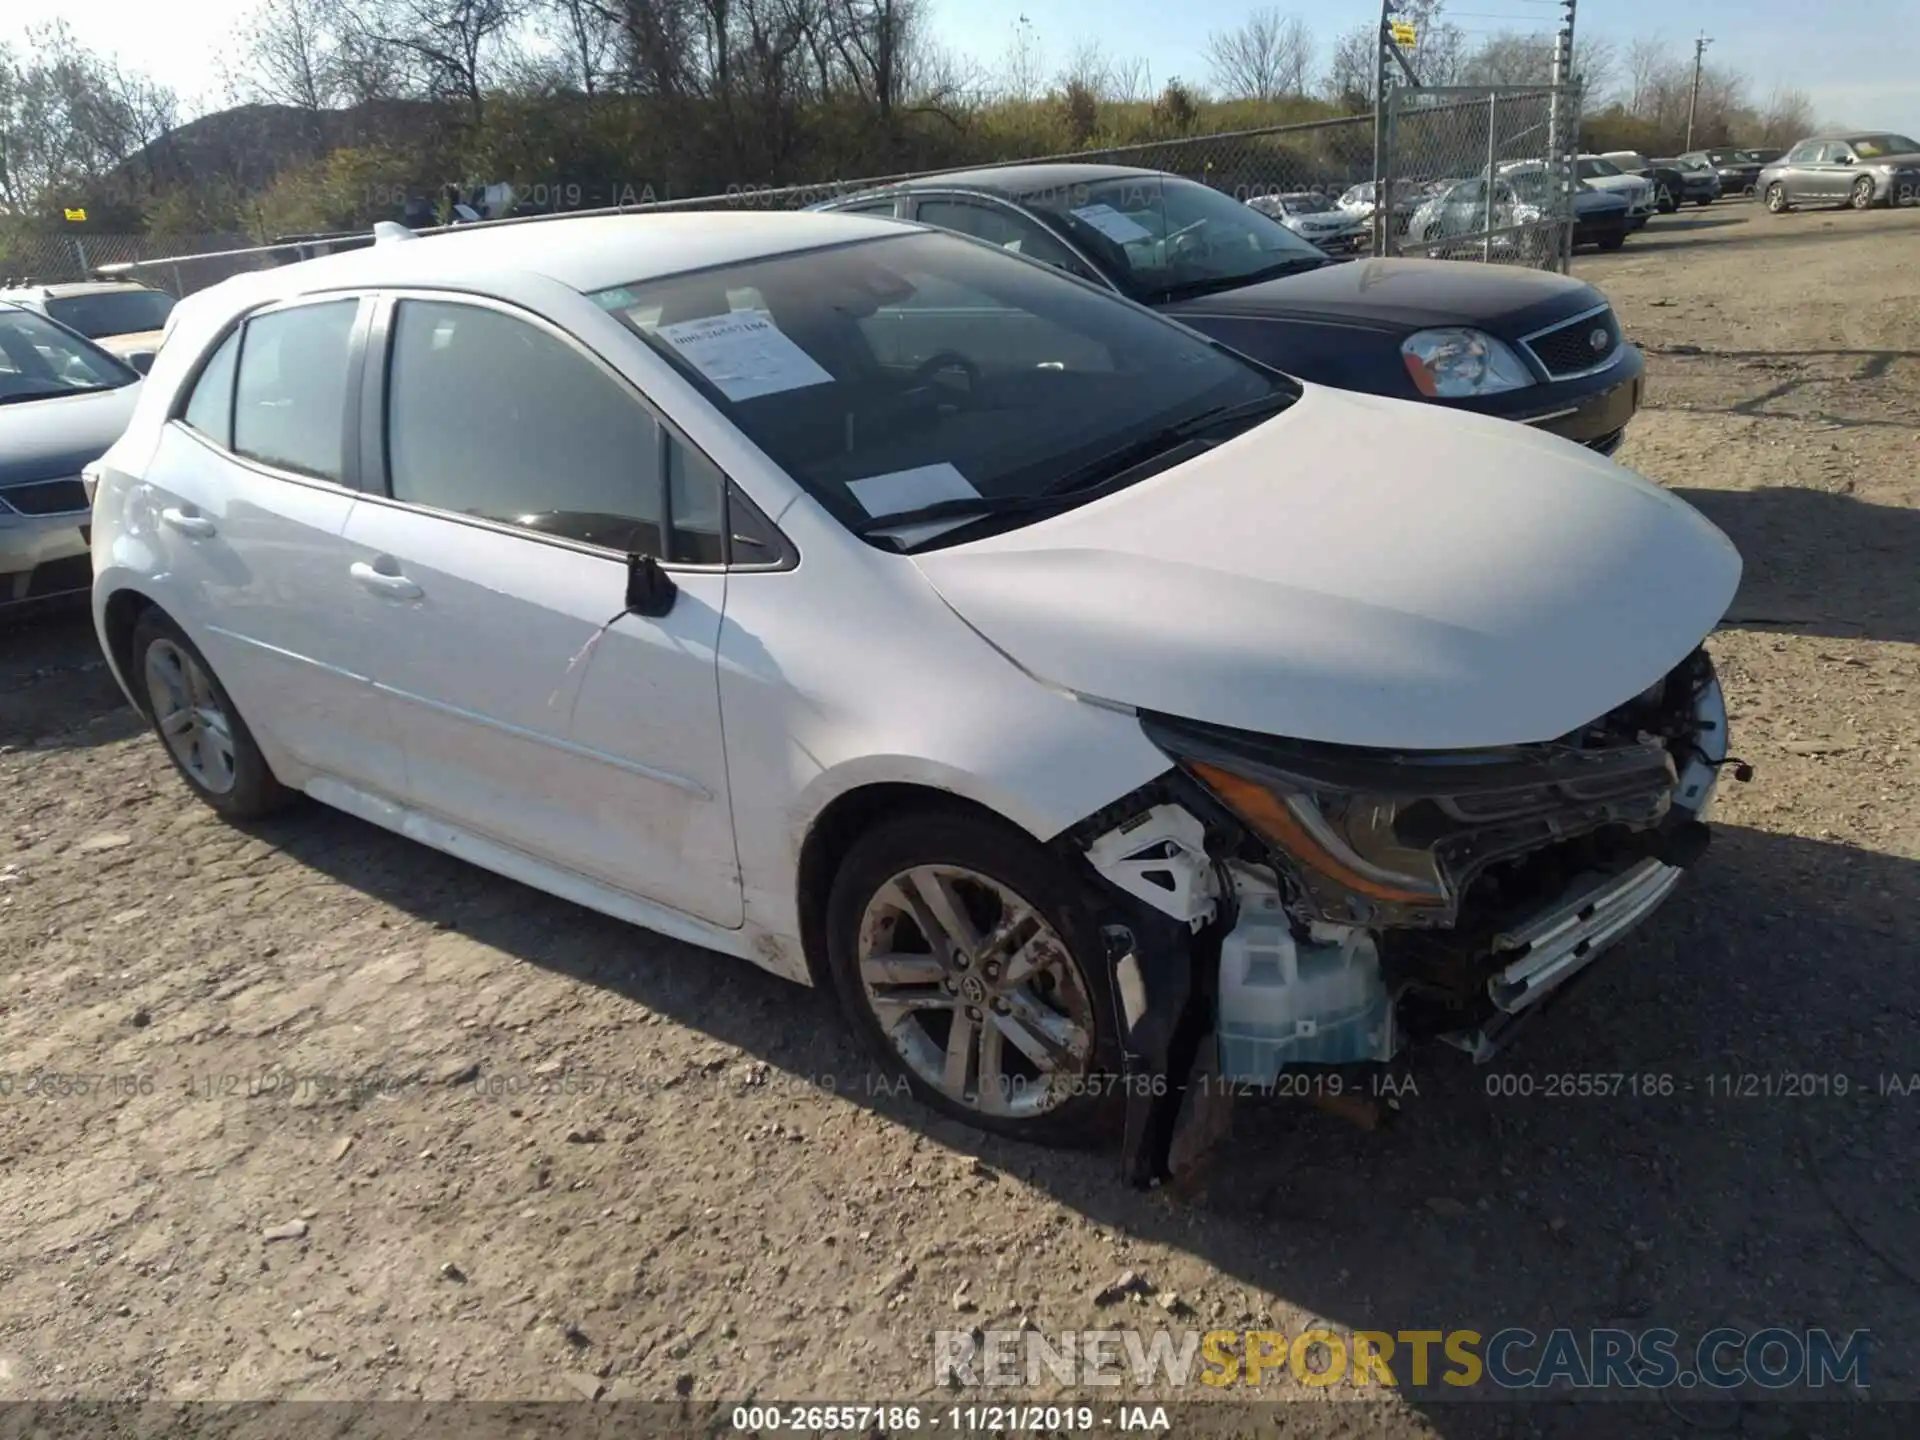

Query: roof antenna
left=372, top=221, right=419, bottom=244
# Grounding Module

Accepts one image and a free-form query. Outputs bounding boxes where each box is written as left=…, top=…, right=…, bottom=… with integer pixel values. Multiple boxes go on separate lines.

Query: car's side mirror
left=625, top=551, right=678, bottom=617
left=126, top=350, right=156, bottom=375
left=1838, top=155, right=1854, bottom=165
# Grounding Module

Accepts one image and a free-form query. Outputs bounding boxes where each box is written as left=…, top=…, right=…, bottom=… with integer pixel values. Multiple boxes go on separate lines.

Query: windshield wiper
left=0, top=384, right=118, bottom=405
left=1152, top=256, right=1330, bottom=303
left=853, top=389, right=1297, bottom=546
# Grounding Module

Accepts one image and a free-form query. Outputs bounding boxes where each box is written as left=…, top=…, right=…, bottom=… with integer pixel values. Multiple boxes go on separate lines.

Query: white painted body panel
left=912, top=384, right=1742, bottom=749
left=339, top=500, right=743, bottom=928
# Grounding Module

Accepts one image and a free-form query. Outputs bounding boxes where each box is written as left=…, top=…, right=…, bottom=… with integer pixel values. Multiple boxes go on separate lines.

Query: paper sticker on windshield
left=654, top=309, right=833, bottom=401
left=1070, top=203, right=1156, bottom=245
left=847, top=463, right=979, bottom=518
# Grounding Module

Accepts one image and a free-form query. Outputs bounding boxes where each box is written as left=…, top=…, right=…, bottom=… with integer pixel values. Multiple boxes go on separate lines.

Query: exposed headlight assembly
left=1141, top=715, right=1680, bottom=929
left=1400, top=327, right=1535, bottom=398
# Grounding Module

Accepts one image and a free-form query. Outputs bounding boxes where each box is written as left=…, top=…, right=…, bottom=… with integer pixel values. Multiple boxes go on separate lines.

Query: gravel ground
left=3, top=199, right=1918, bottom=1437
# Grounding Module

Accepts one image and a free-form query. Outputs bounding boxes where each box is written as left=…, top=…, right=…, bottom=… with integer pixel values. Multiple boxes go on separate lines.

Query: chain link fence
left=33, top=93, right=1582, bottom=299
left=1380, top=83, right=1585, bottom=271
left=0, top=231, right=258, bottom=290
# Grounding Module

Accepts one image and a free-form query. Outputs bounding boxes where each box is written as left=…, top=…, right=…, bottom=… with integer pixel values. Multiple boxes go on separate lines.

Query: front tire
left=131, top=608, right=290, bottom=820
left=1850, top=176, right=1877, bottom=210
left=825, top=809, right=1123, bottom=1145
left=1766, top=182, right=1791, bottom=213
left=1598, top=228, right=1627, bottom=251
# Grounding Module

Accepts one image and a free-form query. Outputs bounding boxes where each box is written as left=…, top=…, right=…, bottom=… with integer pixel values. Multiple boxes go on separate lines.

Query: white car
left=1499, top=157, right=1657, bottom=230
left=1243, top=192, right=1368, bottom=253
left=0, top=280, right=176, bottom=363
left=89, top=211, right=1742, bottom=1183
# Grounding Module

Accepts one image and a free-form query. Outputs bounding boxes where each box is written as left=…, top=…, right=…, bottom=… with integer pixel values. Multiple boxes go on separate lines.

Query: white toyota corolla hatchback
left=88, top=211, right=1742, bottom=1183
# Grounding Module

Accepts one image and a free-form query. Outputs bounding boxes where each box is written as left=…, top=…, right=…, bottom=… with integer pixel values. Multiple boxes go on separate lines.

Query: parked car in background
left=1679, top=147, right=1778, bottom=197
left=1601, top=151, right=1718, bottom=211
left=1759, top=133, right=1920, bottom=212
left=0, top=281, right=175, bottom=364
left=1498, top=157, right=1656, bottom=230
left=1243, top=191, right=1368, bottom=253
left=816, top=164, right=1644, bottom=454
left=1335, top=179, right=1428, bottom=234
left=1651, top=155, right=1724, bottom=207
left=1409, top=175, right=1630, bottom=255
left=90, top=211, right=1739, bottom=1184
left=1, top=303, right=142, bottom=608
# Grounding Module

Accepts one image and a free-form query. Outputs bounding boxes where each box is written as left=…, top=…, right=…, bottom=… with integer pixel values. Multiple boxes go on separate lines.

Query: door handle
left=160, top=507, right=215, bottom=538
left=350, top=561, right=423, bottom=600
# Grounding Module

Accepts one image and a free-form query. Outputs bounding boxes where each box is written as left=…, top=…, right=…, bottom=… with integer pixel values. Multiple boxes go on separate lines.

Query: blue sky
left=2, top=0, right=1913, bottom=132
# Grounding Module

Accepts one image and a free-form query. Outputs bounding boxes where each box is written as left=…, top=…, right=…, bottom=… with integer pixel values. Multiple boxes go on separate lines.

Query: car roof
left=846, top=163, right=1164, bottom=200
left=217, top=210, right=918, bottom=300
left=0, top=280, right=160, bottom=298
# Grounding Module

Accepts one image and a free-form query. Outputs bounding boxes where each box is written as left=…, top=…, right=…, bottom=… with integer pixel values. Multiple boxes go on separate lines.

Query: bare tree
left=541, top=0, right=621, bottom=94
left=1055, top=38, right=1113, bottom=99
left=1110, top=54, right=1151, bottom=103
left=349, top=0, right=525, bottom=123
left=996, top=14, right=1044, bottom=102
left=1321, top=24, right=1375, bottom=110
left=240, top=0, right=348, bottom=112
left=1756, top=85, right=1815, bottom=146
left=1204, top=7, right=1311, bottom=102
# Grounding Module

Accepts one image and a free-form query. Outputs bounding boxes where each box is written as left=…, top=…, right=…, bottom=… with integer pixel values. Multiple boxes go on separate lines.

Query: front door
left=344, top=294, right=742, bottom=927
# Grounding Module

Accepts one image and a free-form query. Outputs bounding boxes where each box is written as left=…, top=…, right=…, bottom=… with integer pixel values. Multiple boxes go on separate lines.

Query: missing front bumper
left=1438, top=847, right=1693, bottom=1062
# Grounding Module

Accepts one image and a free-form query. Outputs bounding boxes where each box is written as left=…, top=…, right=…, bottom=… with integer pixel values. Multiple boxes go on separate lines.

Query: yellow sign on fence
left=63, top=206, right=87, bottom=222
left=1390, top=21, right=1417, bottom=45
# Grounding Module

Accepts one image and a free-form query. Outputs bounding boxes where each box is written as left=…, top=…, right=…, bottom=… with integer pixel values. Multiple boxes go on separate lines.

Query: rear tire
left=1693, top=196, right=1714, bottom=206
left=825, top=809, right=1124, bottom=1146
left=130, top=608, right=291, bottom=821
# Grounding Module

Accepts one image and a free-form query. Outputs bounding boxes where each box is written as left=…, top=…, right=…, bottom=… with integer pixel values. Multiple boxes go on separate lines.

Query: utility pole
left=1546, top=0, right=1577, bottom=272
left=1684, top=33, right=1712, bottom=151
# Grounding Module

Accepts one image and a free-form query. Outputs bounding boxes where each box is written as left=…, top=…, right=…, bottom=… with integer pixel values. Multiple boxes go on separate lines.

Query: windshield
left=591, top=230, right=1295, bottom=549
left=44, top=288, right=176, bottom=340
left=1852, top=134, right=1920, bottom=158
left=1576, top=158, right=1623, bottom=178
left=0, top=308, right=137, bottom=401
left=1014, top=175, right=1327, bottom=302
left=1280, top=193, right=1333, bottom=213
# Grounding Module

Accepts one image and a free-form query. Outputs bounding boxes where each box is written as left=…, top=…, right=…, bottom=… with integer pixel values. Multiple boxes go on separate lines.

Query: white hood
left=911, top=385, right=1741, bottom=750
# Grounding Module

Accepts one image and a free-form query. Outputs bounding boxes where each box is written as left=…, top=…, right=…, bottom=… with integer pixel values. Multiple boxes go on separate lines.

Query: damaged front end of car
left=1062, top=646, right=1749, bottom=1189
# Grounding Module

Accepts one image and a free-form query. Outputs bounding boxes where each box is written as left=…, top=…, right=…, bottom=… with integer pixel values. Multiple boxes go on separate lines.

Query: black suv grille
left=1, top=478, right=89, bottom=516
left=1524, top=309, right=1622, bottom=378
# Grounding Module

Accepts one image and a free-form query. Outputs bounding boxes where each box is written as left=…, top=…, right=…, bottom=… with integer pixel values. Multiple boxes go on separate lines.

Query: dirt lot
left=3, top=199, right=1918, bottom=1437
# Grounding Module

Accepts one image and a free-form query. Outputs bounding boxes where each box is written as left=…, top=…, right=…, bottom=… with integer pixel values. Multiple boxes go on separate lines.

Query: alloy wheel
left=144, top=638, right=238, bottom=795
left=856, top=865, right=1095, bottom=1118
left=1851, top=177, right=1876, bottom=210
left=1766, top=183, right=1788, bottom=212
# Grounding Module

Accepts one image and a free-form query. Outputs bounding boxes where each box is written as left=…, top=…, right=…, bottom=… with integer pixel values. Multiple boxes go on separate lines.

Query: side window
left=914, top=200, right=1093, bottom=279
left=233, top=300, right=358, bottom=481
left=725, top=481, right=787, bottom=567
left=665, top=437, right=725, bottom=565
left=180, top=328, right=240, bottom=447
left=1830, top=146, right=1855, bottom=164
left=837, top=199, right=901, bottom=217
left=1785, top=143, right=1816, bottom=163
left=386, top=298, right=672, bottom=556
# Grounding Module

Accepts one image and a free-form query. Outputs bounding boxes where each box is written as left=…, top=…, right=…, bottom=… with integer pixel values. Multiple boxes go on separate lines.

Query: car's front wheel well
left=795, top=783, right=1032, bottom=989
left=102, top=588, right=157, bottom=714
